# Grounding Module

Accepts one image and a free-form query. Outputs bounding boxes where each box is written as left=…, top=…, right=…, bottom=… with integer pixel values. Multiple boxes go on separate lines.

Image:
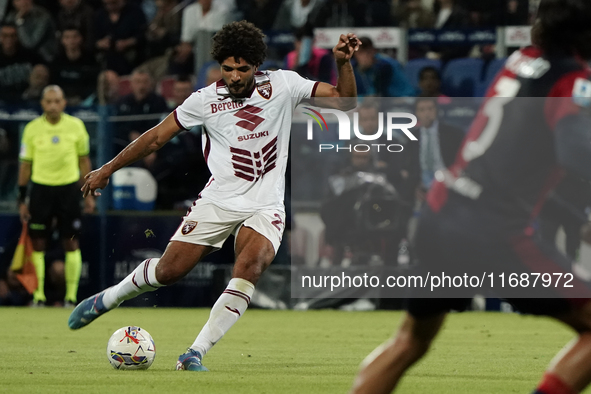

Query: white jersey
left=174, top=69, right=319, bottom=212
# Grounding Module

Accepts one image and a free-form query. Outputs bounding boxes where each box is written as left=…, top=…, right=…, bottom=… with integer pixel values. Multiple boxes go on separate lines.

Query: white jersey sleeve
left=279, top=70, right=320, bottom=105
left=174, top=90, right=205, bottom=129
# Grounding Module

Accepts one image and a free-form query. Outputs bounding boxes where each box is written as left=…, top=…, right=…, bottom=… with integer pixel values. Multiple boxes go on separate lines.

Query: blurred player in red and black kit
left=350, top=0, right=591, bottom=393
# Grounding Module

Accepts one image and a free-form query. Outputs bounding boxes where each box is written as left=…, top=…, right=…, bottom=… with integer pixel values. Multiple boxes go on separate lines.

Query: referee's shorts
left=28, top=182, right=82, bottom=239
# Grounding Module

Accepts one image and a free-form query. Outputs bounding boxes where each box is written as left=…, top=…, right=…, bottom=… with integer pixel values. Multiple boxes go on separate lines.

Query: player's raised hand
left=333, top=33, right=361, bottom=64
left=81, top=167, right=110, bottom=198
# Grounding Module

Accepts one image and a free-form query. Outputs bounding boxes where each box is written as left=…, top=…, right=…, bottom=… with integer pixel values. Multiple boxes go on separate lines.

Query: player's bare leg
left=350, top=312, right=446, bottom=394
left=69, top=241, right=212, bottom=329
left=532, top=301, right=591, bottom=393
left=231, top=226, right=276, bottom=285
left=180, top=226, right=275, bottom=371
left=154, top=241, right=213, bottom=285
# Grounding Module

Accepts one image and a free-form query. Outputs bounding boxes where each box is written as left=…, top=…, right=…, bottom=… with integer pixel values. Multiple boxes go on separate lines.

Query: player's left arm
left=312, top=33, right=360, bottom=110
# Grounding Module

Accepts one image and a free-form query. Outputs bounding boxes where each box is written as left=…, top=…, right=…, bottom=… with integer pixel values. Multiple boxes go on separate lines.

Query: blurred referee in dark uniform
left=17, top=85, right=94, bottom=306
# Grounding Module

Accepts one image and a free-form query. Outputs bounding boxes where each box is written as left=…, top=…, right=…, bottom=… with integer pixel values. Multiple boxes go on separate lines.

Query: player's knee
left=154, top=262, right=183, bottom=286
left=233, top=260, right=267, bottom=285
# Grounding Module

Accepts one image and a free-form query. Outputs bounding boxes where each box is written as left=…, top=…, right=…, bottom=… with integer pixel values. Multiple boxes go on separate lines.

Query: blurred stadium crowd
left=2, top=0, right=589, bottom=310
left=0, top=0, right=536, bottom=209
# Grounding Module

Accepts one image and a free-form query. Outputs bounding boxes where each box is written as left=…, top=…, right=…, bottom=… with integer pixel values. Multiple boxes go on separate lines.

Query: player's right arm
left=81, top=113, right=181, bottom=197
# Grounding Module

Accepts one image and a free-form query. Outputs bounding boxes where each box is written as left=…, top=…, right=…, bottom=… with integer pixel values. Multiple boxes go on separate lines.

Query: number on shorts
left=271, top=214, right=284, bottom=231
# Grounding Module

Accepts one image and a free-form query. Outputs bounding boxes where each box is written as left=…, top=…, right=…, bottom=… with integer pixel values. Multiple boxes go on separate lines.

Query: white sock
left=102, top=258, right=164, bottom=309
left=190, top=278, right=255, bottom=357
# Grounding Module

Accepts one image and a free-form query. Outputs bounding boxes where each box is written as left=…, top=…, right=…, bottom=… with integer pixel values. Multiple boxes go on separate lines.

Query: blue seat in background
left=441, top=58, right=485, bottom=97
left=475, top=57, right=507, bottom=97
left=112, top=168, right=157, bottom=211
left=404, top=58, right=442, bottom=91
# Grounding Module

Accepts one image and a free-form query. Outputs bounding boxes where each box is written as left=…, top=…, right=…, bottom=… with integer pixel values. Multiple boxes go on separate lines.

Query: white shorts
left=170, top=199, right=286, bottom=254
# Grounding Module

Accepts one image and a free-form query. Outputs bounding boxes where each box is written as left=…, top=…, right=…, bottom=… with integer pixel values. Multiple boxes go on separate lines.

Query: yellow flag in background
left=9, top=225, right=37, bottom=294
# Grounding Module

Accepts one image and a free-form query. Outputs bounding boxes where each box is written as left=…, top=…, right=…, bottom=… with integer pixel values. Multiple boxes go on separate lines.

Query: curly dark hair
left=211, top=21, right=267, bottom=67
left=532, top=0, right=591, bottom=59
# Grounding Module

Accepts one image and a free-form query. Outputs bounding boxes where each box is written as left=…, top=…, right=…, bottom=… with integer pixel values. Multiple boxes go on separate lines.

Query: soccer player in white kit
left=69, top=20, right=360, bottom=371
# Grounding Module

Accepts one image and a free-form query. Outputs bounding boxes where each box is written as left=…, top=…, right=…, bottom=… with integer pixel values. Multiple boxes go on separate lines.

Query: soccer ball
left=106, top=326, right=156, bottom=370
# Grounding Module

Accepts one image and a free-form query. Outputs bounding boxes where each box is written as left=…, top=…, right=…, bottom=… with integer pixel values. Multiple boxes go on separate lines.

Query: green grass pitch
left=0, top=308, right=587, bottom=394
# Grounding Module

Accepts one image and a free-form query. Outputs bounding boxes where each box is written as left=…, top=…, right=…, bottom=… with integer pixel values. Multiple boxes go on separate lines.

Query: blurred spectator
left=145, top=0, right=181, bottom=59
left=204, top=64, right=221, bottom=85
left=146, top=75, right=206, bottom=209
left=114, top=68, right=168, bottom=151
left=0, top=23, right=43, bottom=104
left=80, top=68, right=122, bottom=106
left=417, top=66, right=451, bottom=103
left=274, top=0, right=322, bottom=31
left=5, top=0, right=58, bottom=62
left=0, top=0, right=10, bottom=22
left=352, top=37, right=415, bottom=97
left=360, top=0, right=394, bottom=26
left=94, top=0, right=147, bottom=75
left=177, top=0, right=231, bottom=71
left=240, top=0, right=283, bottom=30
left=311, top=0, right=363, bottom=28
left=402, top=97, right=464, bottom=204
left=98, top=69, right=120, bottom=104
left=21, top=63, right=49, bottom=105
left=429, top=0, right=471, bottom=61
left=51, top=27, right=100, bottom=106
left=433, top=0, right=470, bottom=28
left=494, top=0, right=529, bottom=26
left=0, top=124, right=19, bottom=201
left=81, top=68, right=121, bottom=105
left=321, top=147, right=400, bottom=266
left=347, top=103, right=403, bottom=191
left=167, top=74, right=194, bottom=108
left=393, top=0, right=435, bottom=28
left=194, top=61, right=221, bottom=89
left=285, top=27, right=336, bottom=85
left=167, top=44, right=195, bottom=76
left=57, top=0, right=94, bottom=52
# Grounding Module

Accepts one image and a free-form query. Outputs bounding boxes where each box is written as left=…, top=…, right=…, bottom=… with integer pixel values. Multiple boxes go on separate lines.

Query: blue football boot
left=176, top=349, right=209, bottom=371
left=68, top=290, right=109, bottom=329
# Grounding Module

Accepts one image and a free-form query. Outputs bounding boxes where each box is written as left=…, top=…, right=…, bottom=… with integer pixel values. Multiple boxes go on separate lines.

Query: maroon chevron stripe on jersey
left=229, top=137, right=278, bottom=182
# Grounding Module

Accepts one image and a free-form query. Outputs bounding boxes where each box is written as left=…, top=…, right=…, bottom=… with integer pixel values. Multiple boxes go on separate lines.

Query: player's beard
left=229, top=76, right=255, bottom=98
